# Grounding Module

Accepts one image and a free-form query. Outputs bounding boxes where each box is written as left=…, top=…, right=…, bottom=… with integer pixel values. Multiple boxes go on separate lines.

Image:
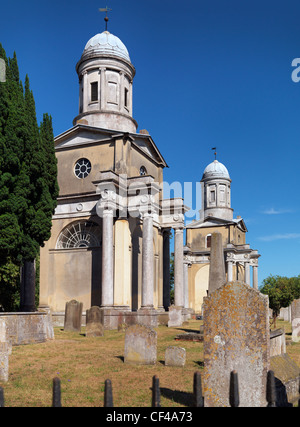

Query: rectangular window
left=124, top=88, right=128, bottom=107
left=91, top=82, right=98, bottom=102
left=210, top=190, right=215, bottom=203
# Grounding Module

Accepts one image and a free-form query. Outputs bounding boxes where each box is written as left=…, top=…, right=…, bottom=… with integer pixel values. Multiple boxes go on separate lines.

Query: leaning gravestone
left=167, top=305, right=183, bottom=327
left=165, top=346, right=186, bottom=367
left=64, top=300, right=83, bottom=333
left=86, top=306, right=104, bottom=337
left=203, top=281, right=270, bottom=407
left=291, top=298, right=300, bottom=343
left=124, top=324, right=157, bottom=365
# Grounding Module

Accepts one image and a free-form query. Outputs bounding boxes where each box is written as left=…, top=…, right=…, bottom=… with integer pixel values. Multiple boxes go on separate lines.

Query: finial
left=212, top=147, right=217, bottom=160
left=99, top=6, right=112, bottom=31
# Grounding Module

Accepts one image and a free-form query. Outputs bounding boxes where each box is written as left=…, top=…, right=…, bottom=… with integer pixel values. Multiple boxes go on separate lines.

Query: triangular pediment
left=54, top=124, right=168, bottom=167
left=54, top=124, right=123, bottom=150
left=186, top=215, right=248, bottom=232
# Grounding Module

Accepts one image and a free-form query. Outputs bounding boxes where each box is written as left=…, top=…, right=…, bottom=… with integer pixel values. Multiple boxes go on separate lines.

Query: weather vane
left=99, top=6, right=112, bottom=31
left=212, top=147, right=217, bottom=160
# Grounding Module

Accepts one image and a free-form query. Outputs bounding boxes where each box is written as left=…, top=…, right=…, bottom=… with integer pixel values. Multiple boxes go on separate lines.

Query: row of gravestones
left=63, top=301, right=186, bottom=367
left=64, top=301, right=103, bottom=337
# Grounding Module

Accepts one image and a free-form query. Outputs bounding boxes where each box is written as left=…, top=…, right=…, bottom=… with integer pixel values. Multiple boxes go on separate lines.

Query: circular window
left=74, top=158, right=91, bottom=179
left=140, top=166, right=147, bottom=176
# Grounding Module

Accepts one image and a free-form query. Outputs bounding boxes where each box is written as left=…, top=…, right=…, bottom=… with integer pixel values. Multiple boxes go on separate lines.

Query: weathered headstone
left=165, top=346, right=186, bottom=367
left=167, top=305, right=182, bottom=327
left=86, top=306, right=104, bottom=337
left=124, top=324, right=157, bottom=365
left=0, top=319, right=6, bottom=343
left=0, top=342, right=10, bottom=382
left=291, top=298, right=300, bottom=343
left=64, top=300, right=83, bottom=332
left=203, top=281, right=270, bottom=407
left=208, top=232, right=225, bottom=295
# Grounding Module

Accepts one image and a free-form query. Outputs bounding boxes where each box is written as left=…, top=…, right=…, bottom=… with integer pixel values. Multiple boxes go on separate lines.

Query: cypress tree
left=0, top=47, right=26, bottom=264
left=0, top=45, right=58, bottom=311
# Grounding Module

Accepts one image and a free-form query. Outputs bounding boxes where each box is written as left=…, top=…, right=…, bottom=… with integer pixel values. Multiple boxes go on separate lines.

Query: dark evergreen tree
left=0, top=47, right=27, bottom=264
left=0, top=45, right=58, bottom=311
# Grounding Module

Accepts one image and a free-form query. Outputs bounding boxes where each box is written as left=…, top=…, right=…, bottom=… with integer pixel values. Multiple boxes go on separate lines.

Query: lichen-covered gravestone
left=124, top=324, right=157, bottom=365
left=165, top=346, right=186, bottom=367
left=86, top=306, right=104, bottom=337
left=291, top=298, right=300, bottom=343
left=64, top=300, right=83, bottom=333
left=203, top=281, right=270, bottom=407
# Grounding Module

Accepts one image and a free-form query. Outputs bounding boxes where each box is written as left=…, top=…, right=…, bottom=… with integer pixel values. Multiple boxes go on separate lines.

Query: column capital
left=141, top=211, right=154, bottom=220
left=174, top=226, right=184, bottom=233
left=102, top=208, right=114, bottom=217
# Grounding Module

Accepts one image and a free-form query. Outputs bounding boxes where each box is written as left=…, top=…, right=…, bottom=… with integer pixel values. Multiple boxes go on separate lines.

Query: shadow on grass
left=159, top=387, right=193, bottom=407
left=176, top=328, right=201, bottom=334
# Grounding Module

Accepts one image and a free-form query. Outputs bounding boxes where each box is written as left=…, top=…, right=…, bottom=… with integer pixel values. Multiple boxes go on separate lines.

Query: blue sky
left=1, top=0, right=300, bottom=286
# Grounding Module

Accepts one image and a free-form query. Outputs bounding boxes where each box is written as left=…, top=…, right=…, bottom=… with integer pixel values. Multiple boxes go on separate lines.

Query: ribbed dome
left=81, top=31, right=131, bottom=62
left=202, top=160, right=230, bottom=180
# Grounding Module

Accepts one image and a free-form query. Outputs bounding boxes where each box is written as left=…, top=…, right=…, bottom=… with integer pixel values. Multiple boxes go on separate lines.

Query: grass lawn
left=0, top=318, right=299, bottom=407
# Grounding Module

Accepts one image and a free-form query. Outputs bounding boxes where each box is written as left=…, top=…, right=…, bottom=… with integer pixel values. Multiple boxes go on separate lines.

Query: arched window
left=206, top=234, right=212, bottom=248
left=56, top=221, right=101, bottom=249
left=140, top=166, right=147, bottom=176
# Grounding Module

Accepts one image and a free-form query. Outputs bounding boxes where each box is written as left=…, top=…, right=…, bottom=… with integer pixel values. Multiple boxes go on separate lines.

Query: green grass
left=0, top=318, right=299, bottom=407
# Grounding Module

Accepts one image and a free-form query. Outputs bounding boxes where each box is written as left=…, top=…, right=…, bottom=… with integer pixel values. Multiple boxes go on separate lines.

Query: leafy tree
left=289, top=275, right=300, bottom=300
left=260, top=275, right=294, bottom=328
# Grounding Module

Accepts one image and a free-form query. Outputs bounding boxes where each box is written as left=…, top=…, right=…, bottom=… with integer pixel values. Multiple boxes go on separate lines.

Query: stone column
left=208, top=232, right=225, bottom=295
left=227, top=260, right=233, bottom=282
left=253, top=265, right=258, bottom=290
left=183, top=261, right=189, bottom=309
left=174, top=227, right=184, bottom=307
left=101, top=208, right=114, bottom=307
left=141, top=212, right=154, bottom=308
left=163, top=228, right=171, bottom=310
left=245, top=262, right=251, bottom=286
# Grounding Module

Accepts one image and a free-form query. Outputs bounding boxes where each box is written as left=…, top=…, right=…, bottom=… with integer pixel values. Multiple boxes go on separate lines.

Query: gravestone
left=124, top=324, right=157, bottom=365
left=0, top=342, right=10, bottom=382
left=64, top=300, right=83, bottom=332
left=167, top=305, right=182, bottom=327
left=203, top=281, right=270, bottom=407
left=86, top=306, right=104, bottom=337
left=208, top=232, right=225, bottom=295
left=165, top=346, right=186, bottom=367
left=291, top=298, right=300, bottom=343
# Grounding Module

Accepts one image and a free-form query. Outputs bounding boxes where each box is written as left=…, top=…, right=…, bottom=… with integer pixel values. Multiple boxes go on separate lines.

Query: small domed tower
left=73, top=31, right=137, bottom=133
left=200, top=159, right=233, bottom=220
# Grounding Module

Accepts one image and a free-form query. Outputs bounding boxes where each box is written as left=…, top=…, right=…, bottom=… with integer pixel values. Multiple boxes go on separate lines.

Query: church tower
left=200, top=159, right=233, bottom=221
left=73, top=31, right=137, bottom=133
left=38, top=23, right=189, bottom=329
left=185, top=158, right=260, bottom=313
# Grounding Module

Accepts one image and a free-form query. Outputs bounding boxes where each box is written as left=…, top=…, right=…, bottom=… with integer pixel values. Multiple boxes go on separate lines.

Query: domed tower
left=73, top=31, right=138, bottom=133
left=200, top=159, right=233, bottom=220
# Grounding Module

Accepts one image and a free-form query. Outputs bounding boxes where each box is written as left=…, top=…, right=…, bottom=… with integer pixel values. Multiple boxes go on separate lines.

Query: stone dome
left=202, top=160, right=230, bottom=181
left=81, top=31, right=131, bottom=63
